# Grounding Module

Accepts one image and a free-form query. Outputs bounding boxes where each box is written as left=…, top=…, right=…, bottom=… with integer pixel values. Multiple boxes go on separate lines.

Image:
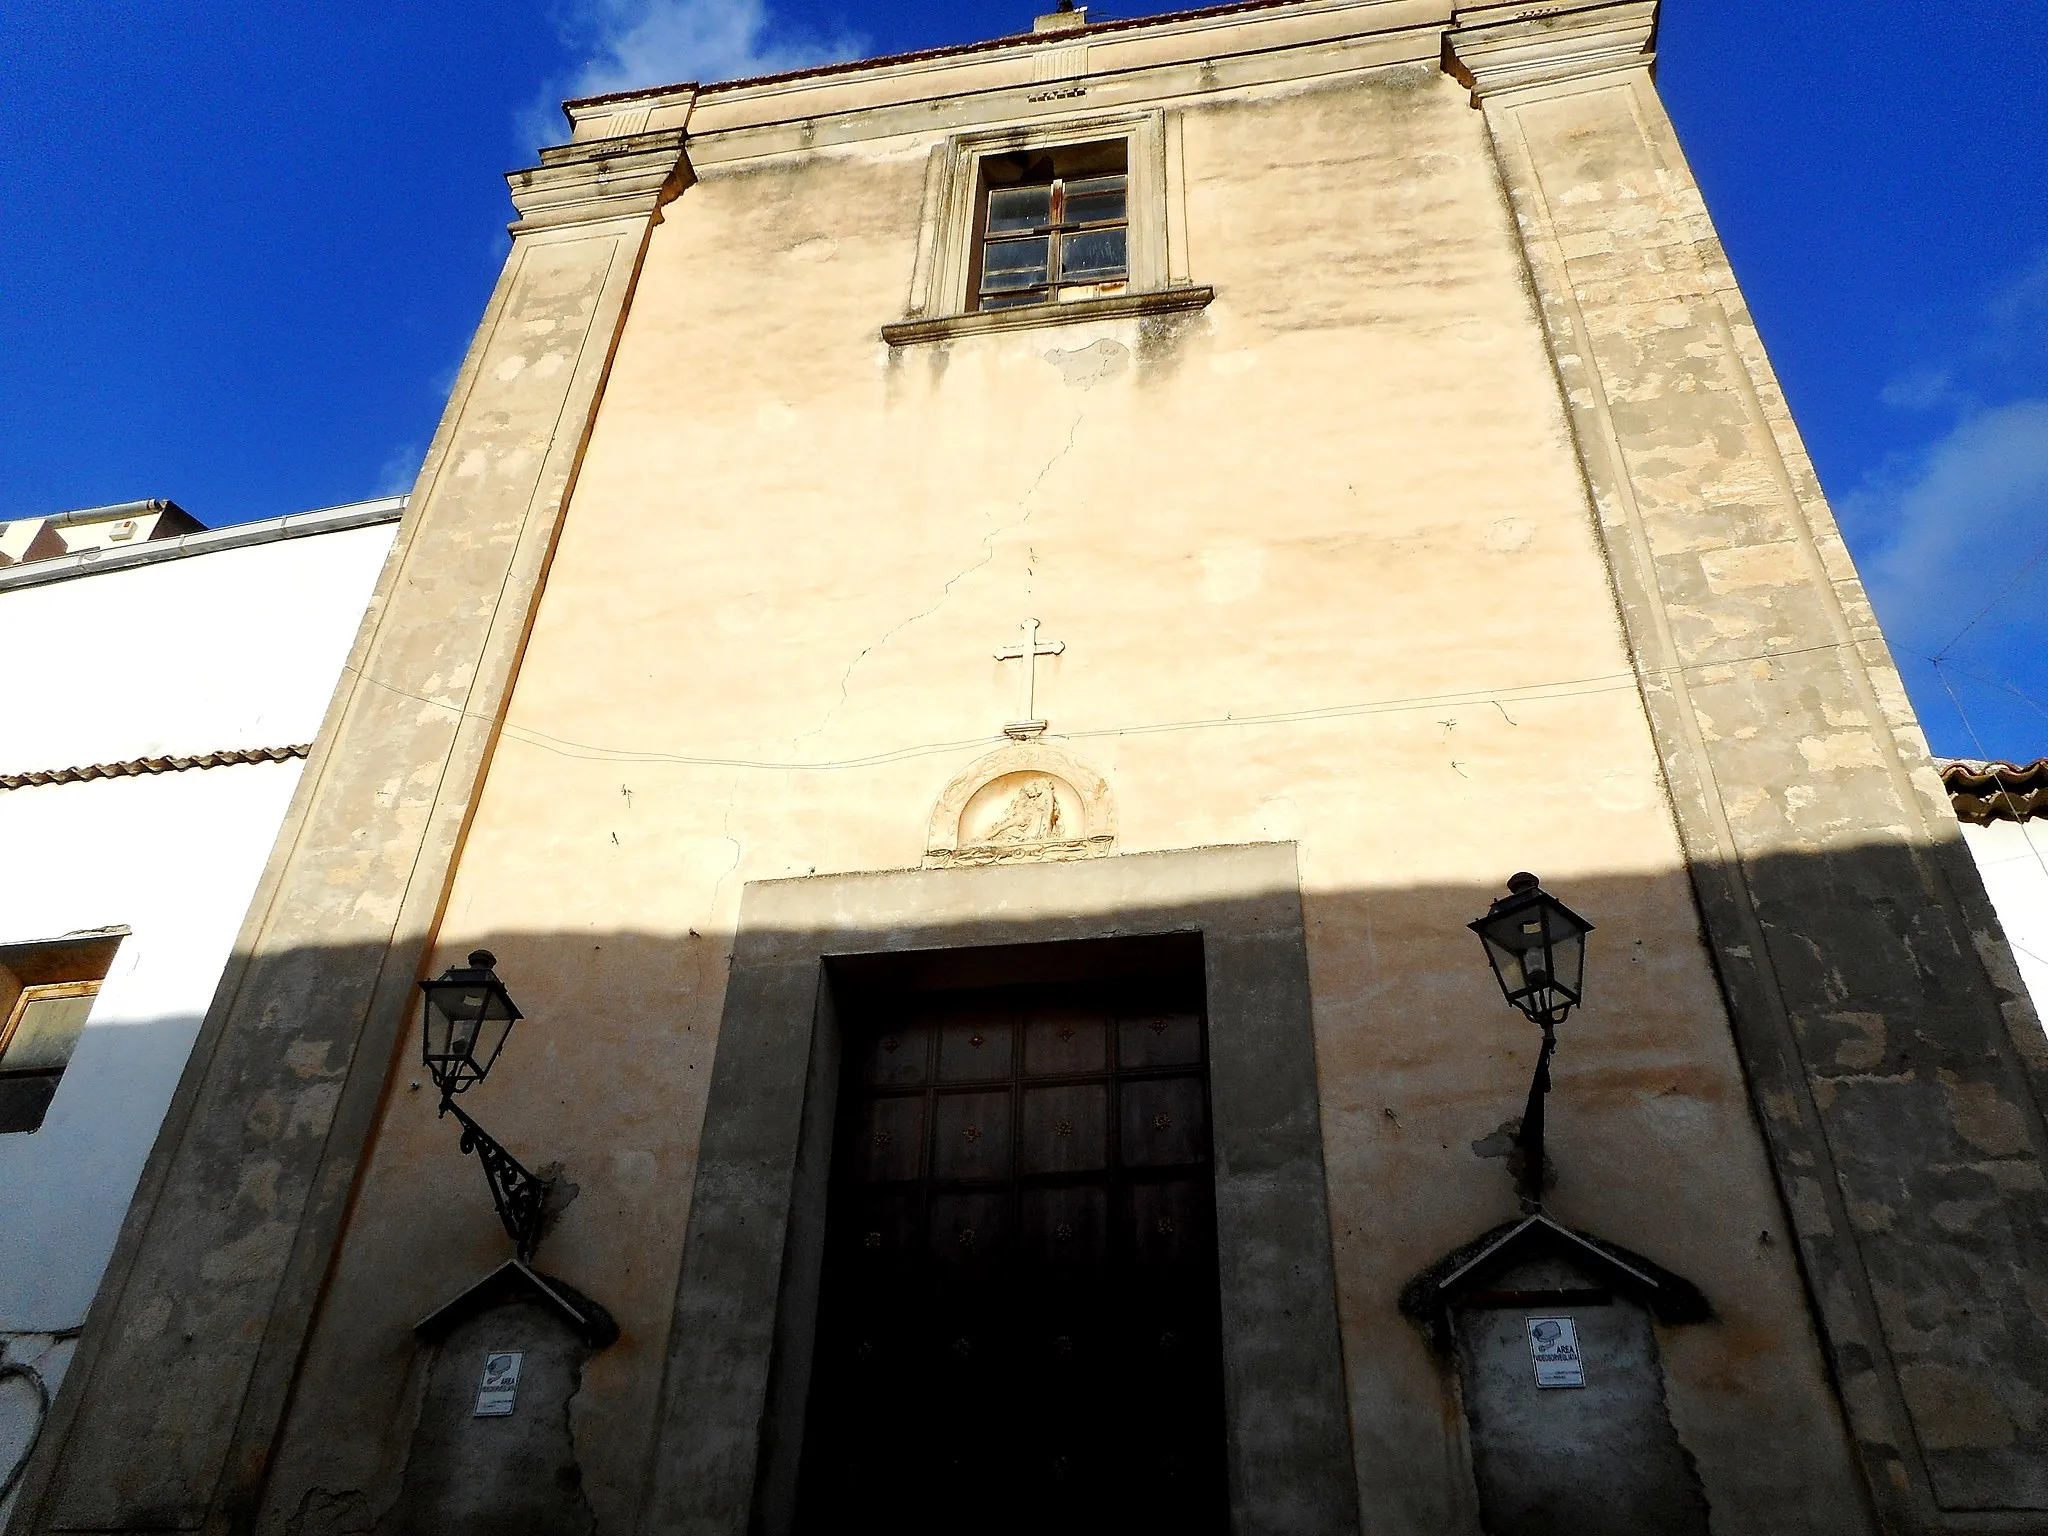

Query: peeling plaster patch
left=494, top=355, right=528, bottom=383
left=1940, top=1072, right=2032, bottom=1157
left=1900, top=1364, right=2016, bottom=1450
left=284, top=1039, right=336, bottom=1079
left=235, top=1160, right=283, bottom=1217
left=1723, top=787, right=1767, bottom=821
left=1985, top=1160, right=2047, bottom=1193
left=1484, top=517, right=1535, bottom=553
left=1798, top=733, right=1885, bottom=775
left=1932, top=1199, right=1998, bottom=1236
left=199, top=1221, right=297, bottom=1287
left=1828, top=1013, right=1888, bottom=1071
left=785, top=236, right=839, bottom=263
left=1591, top=769, right=1653, bottom=812
left=612, top=1149, right=657, bottom=1187
left=245, top=1090, right=284, bottom=1141
left=1698, top=541, right=1803, bottom=593
left=123, top=1295, right=173, bottom=1344
left=287, top=1081, right=345, bottom=1140
left=1043, top=338, right=1129, bottom=390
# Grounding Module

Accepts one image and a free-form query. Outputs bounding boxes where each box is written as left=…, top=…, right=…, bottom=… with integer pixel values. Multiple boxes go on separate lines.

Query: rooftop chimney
left=1034, top=0, right=1088, bottom=34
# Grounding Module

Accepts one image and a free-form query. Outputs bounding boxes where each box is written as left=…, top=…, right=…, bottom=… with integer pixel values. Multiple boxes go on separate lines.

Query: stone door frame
left=635, top=841, right=1360, bottom=1536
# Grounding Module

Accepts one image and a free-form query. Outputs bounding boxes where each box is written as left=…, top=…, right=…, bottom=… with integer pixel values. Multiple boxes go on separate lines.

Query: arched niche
left=924, top=742, right=1115, bottom=867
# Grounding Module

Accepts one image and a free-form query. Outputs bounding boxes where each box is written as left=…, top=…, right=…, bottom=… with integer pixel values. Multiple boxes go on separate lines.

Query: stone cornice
left=506, top=126, right=694, bottom=234
left=1443, top=0, right=1656, bottom=104
left=563, top=0, right=1447, bottom=147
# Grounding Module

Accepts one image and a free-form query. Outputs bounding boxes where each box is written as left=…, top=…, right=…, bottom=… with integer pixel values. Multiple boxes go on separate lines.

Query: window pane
left=2, top=990, right=93, bottom=1073
left=978, top=290, right=1045, bottom=310
left=0, top=1074, right=60, bottom=1135
left=986, top=186, right=1051, bottom=235
left=1059, top=228, right=1128, bottom=283
left=1062, top=177, right=1126, bottom=227
left=981, top=235, right=1049, bottom=286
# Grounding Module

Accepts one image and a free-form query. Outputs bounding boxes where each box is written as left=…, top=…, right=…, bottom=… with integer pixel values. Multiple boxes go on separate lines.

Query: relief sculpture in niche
left=925, top=742, right=1114, bottom=867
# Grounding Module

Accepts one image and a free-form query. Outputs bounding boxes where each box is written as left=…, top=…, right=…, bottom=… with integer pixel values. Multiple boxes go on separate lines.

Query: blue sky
left=1, top=2, right=2042, bottom=760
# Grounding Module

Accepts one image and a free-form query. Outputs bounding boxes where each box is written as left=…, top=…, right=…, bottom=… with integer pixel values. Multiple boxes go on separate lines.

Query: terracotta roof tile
left=0, top=744, right=310, bottom=791
left=1938, top=757, right=2048, bottom=825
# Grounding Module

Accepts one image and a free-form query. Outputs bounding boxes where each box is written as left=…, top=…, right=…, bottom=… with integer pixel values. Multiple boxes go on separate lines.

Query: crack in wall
left=706, top=769, right=744, bottom=927
left=785, top=412, right=1086, bottom=756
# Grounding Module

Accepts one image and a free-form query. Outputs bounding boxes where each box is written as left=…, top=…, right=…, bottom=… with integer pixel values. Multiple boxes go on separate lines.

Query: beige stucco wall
left=258, top=60, right=1864, bottom=1534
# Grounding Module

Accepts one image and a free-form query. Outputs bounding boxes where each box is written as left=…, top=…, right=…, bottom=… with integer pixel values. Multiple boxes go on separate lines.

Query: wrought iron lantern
left=418, top=949, right=523, bottom=1094
left=1469, top=873, right=1594, bottom=1206
left=1469, top=873, right=1593, bottom=1028
left=417, top=950, right=550, bottom=1260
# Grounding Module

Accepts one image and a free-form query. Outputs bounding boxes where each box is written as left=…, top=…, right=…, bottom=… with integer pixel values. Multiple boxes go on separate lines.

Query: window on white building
left=0, top=983, right=96, bottom=1133
left=0, top=932, right=123, bottom=1134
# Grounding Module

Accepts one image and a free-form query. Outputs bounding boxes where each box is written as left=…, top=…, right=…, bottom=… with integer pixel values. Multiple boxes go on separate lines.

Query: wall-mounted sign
left=475, top=1351, right=523, bottom=1416
left=1526, top=1317, right=1585, bottom=1389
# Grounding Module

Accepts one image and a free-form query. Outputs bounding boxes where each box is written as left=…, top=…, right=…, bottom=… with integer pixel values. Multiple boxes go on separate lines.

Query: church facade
left=13, top=2, right=2048, bottom=1533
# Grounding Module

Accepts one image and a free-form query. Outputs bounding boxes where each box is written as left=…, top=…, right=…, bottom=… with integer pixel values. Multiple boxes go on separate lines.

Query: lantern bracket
left=440, top=1094, right=552, bottom=1261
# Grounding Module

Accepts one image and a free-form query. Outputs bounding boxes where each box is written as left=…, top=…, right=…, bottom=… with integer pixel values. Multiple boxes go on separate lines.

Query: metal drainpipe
left=41, top=499, right=182, bottom=528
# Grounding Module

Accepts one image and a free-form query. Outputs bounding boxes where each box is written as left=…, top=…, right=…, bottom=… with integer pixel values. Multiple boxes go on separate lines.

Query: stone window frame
left=884, top=108, right=1213, bottom=346
left=638, top=843, right=1360, bottom=1536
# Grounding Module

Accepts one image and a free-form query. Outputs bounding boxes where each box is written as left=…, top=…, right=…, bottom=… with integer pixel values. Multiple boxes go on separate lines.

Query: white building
left=1943, top=759, right=2048, bottom=1030
left=0, top=498, right=400, bottom=1513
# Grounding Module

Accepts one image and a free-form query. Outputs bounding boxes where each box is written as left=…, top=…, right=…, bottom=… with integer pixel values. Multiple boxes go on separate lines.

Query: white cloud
left=520, top=0, right=863, bottom=151
left=375, top=441, right=425, bottom=498
left=563, top=0, right=861, bottom=98
left=1847, top=398, right=2048, bottom=654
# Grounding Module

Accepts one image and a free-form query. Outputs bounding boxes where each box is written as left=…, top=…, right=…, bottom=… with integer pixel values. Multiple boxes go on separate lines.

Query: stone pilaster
left=7, top=126, right=692, bottom=1534
left=1448, top=5, right=2048, bottom=1528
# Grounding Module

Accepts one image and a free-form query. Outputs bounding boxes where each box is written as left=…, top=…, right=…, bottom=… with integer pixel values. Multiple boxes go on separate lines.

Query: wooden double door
left=797, top=977, right=1228, bottom=1534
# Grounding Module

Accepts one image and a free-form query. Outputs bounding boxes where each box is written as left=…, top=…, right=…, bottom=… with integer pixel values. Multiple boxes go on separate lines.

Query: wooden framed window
left=890, top=111, right=1213, bottom=342
left=971, top=141, right=1130, bottom=312
left=0, top=979, right=97, bottom=1134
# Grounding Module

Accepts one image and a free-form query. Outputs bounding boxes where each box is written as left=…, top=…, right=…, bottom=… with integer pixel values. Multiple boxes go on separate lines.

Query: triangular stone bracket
left=412, top=1258, right=619, bottom=1348
left=1400, top=1212, right=1708, bottom=1352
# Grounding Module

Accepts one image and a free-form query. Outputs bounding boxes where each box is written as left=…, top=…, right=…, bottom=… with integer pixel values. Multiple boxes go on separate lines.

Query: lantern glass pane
left=1477, top=930, right=1520, bottom=998
left=422, top=1001, right=455, bottom=1067
left=471, top=1011, right=517, bottom=1078
left=1471, top=888, right=1593, bottom=1020
left=418, top=965, right=521, bottom=1091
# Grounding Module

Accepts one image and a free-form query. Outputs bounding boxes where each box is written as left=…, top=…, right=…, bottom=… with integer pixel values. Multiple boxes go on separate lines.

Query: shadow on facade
left=10, top=835, right=2044, bottom=1536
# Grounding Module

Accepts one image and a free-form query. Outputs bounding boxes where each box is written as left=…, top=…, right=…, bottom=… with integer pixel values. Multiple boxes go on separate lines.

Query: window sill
left=880, top=285, right=1215, bottom=347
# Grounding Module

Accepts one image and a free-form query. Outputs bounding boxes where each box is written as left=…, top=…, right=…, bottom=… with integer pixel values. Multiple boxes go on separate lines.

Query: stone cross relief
left=994, top=617, right=1064, bottom=740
